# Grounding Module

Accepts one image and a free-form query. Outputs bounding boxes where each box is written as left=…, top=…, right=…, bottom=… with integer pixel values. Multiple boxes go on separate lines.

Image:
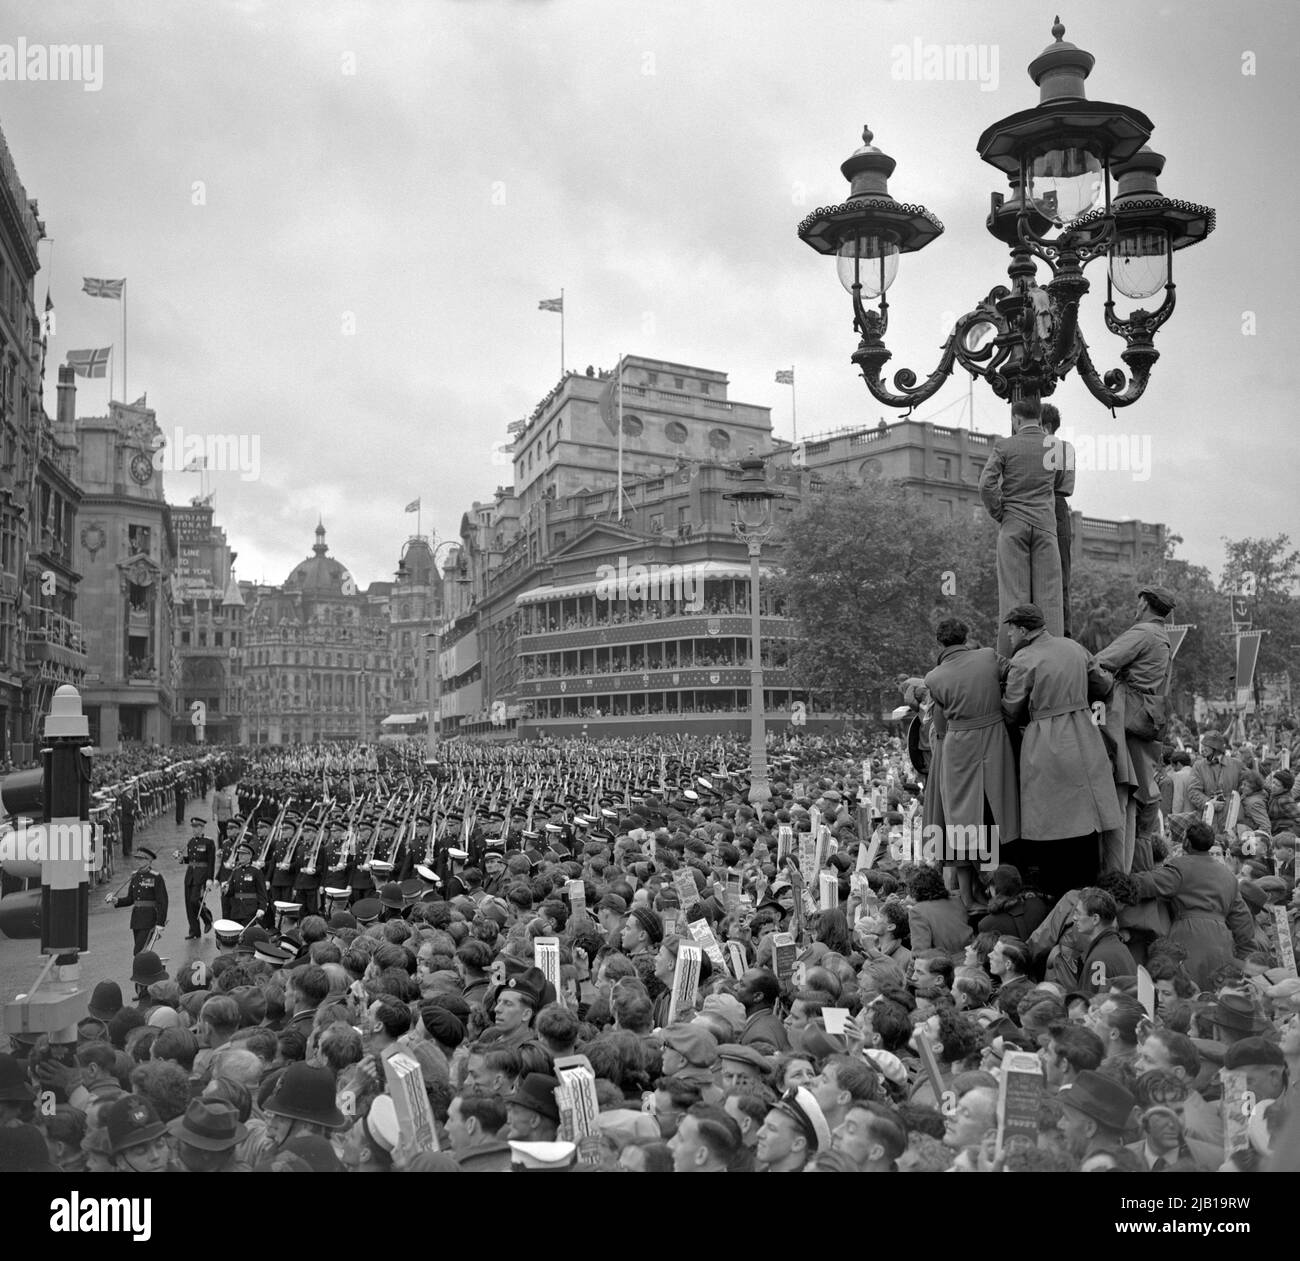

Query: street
left=1, top=792, right=229, bottom=1046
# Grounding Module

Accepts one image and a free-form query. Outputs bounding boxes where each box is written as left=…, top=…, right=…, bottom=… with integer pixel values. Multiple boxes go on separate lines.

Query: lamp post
left=797, top=20, right=1214, bottom=413
left=724, top=455, right=784, bottom=804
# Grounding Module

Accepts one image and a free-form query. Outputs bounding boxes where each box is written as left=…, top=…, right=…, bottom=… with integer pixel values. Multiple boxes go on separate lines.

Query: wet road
left=1, top=792, right=233, bottom=1047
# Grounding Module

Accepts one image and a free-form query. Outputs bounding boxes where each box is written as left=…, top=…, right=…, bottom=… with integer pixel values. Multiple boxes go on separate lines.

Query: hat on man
left=1223, top=1037, right=1286, bottom=1070
left=597, top=893, right=628, bottom=916
left=421, top=1004, right=466, bottom=1050
left=136, top=848, right=157, bottom=862
left=629, top=906, right=663, bottom=945
left=352, top=897, right=381, bottom=925
left=716, top=1043, right=768, bottom=1074
left=88, top=980, right=124, bottom=1022
left=699, top=993, right=747, bottom=1040
left=1003, top=604, right=1045, bottom=630
left=0, top=1053, right=34, bottom=1102
left=662, top=1022, right=719, bottom=1069
left=106, top=1094, right=168, bottom=1154
left=508, top=1140, right=575, bottom=1170
left=504, top=966, right=550, bottom=1009
left=146, top=1005, right=181, bottom=1030
left=1059, top=1070, right=1136, bottom=1132
left=362, top=1094, right=400, bottom=1155
left=263, top=1062, right=346, bottom=1129
left=168, top=1097, right=248, bottom=1151
left=483, top=851, right=506, bottom=867
left=1213, top=992, right=1270, bottom=1034
left=253, top=941, right=295, bottom=969
left=1202, top=732, right=1228, bottom=753
left=509, top=1073, right=561, bottom=1124
left=1138, top=585, right=1177, bottom=617
left=1272, top=768, right=1296, bottom=792
left=130, top=951, right=168, bottom=986
left=862, top=1049, right=908, bottom=1088
left=772, top=1086, right=833, bottom=1153
left=0, top=1123, right=58, bottom=1172
left=77, top=1016, right=110, bottom=1043
left=378, top=882, right=405, bottom=910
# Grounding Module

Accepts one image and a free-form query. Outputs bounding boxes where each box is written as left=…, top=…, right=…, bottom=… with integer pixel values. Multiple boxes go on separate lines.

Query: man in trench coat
left=924, top=618, right=1020, bottom=906
left=1000, top=604, right=1123, bottom=899
left=1091, top=585, right=1176, bottom=876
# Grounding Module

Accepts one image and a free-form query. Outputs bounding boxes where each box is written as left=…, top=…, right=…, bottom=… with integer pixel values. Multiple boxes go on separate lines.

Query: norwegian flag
left=82, top=277, right=125, bottom=299
left=65, top=347, right=111, bottom=378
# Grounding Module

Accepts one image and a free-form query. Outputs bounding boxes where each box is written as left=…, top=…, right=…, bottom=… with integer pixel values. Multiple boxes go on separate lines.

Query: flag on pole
left=538, top=296, right=563, bottom=313
left=42, top=292, right=54, bottom=336
left=404, top=498, right=420, bottom=513
left=1235, top=630, right=1265, bottom=709
left=82, top=277, right=125, bottom=300
left=131, top=393, right=148, bottom=407
left=506, top=419, right=527, bottom=438
left=65, top=347, right=111, bottom=378
left=1166, top=624, right=1194, bottom=660
left=775, top=369, right=794, bottom=384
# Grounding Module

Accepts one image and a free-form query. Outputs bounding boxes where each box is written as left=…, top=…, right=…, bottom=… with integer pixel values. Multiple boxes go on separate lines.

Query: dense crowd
left=0, top=708, right=1296, bottom=1174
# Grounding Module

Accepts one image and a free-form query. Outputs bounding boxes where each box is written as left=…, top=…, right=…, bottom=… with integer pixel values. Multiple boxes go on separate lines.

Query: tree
left=772, top=481, right=998, bottom=714
left=1221, top=535, right=1300, bottom=693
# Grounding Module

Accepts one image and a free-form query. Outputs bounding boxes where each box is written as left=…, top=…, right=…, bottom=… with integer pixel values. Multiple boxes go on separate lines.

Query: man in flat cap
left=1091, top=585, right=1178, bottom=874
left=1001, top=604, right=1122, bottom=898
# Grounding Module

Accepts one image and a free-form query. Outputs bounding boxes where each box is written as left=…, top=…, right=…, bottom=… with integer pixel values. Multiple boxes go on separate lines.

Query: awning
left=380, top=712, right=428, bottom=726
left=516, top=560, right=779, bottom=606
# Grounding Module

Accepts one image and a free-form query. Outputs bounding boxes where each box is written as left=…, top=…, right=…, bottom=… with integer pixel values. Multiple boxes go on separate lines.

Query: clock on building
left=130, top=453, right=154, bottom=485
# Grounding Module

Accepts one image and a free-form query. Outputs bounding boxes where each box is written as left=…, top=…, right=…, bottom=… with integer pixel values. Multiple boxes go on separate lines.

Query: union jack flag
left=538, top=296, right=563, bottom=313
left=82, top=277, right=125, bottom=299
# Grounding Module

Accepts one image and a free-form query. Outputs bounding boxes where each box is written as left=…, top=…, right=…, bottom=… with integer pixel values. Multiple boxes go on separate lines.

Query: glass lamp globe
left=836, top=233, right=900, bottom=296
left=1027, top=146, right=1103, bottom=226
left=1109, top=227, right=1169, bottom=299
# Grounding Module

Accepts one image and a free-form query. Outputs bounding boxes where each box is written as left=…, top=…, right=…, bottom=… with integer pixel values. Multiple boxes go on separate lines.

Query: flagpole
left=790, top=366, right=797, bottom=441
left=123, top=278, right=128, bottom=402
left=616, top=353, right=624, bottom=521
left=560, top=288, right=565, bottom=378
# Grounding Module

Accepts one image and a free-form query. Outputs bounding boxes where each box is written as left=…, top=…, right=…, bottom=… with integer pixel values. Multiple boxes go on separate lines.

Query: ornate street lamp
left=797, top=19, right=1214, bottom=411
left=724, top=456, right=784, bottom=804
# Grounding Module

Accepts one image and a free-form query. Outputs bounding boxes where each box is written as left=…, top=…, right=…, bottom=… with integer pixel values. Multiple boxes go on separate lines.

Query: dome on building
left=283, top=521, right=357, bottom=596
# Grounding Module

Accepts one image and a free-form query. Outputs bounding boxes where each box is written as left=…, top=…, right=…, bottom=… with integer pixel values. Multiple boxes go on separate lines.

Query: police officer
left=178, top=816, right=217, bottom=940
left=222, top=841, right=268, bottom=925
left=110, top=849, right=168, bottom=955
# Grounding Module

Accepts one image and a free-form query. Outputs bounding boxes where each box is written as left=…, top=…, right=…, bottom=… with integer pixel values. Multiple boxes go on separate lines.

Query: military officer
left=178, top=816, right=218, bottom=940
left=292, top=819, right=324, bottom=917
left=221, top=840, right=269, bottom=925
left=110, top=849, right=168, bottom=956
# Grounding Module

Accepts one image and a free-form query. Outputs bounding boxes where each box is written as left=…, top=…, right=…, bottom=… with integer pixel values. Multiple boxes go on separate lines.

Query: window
left=215, top=631, right=223, bottom=647
left=181, top=631, right=191, bottom=645
left=698, top=381, right=710, bottom=394
left=649, top=513, right=664, bottom=532
left=665, top=420, right=688, bottom=444
left=708, top=428, right=731, bottom=450
left=621, top=415, right=643, bottom=437
left=674, top=376, right=684, bottom=389
left=937, top=456, right=952, bottom=479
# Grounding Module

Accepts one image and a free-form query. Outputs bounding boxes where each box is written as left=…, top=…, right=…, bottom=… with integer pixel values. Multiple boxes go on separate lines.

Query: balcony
left=24, top=606, right=87, bottom=671
left=518, top=612, right=792, bottom=653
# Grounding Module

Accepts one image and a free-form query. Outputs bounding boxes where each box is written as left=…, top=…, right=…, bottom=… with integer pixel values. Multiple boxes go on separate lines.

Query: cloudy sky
left=5, top=0, right=1295, bottom=589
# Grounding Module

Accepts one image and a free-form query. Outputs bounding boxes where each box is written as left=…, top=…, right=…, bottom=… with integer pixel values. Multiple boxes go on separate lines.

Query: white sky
left=5, top=0, right=1296, bottom=588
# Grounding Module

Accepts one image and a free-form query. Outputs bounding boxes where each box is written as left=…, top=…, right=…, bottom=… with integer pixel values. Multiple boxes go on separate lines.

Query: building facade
left=771, top=418, right=1167, bottom=569
left=71, top=391, right=176, bottom=748
left=385, top=535, right=444, bottom=731
left=170, top=501, right=244, bottom=744
left=438, top=359, right=1173, bottom=742
left=242, top=523, right=391, bottom=744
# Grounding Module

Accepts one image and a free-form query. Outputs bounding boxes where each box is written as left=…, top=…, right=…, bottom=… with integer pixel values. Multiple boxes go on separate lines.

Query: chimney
left=56, top=364, right=76, bottom=426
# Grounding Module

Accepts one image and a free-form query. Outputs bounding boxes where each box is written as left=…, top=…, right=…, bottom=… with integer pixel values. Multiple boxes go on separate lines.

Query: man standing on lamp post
left=979, top=399, right=1066, bottom=657
left=1040, top=403, right=1075, bottom=638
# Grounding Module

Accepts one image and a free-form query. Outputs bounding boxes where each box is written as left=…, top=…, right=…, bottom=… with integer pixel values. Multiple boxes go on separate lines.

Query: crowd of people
left=0, top=707, right=1296, bottom=1175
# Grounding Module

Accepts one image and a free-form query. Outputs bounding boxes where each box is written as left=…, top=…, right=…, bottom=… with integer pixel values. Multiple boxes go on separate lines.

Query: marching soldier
left=292, top=819, right=323, bottom=917
left=324, top=821, right=354, bottom=890
left=222, top=841, right=269, bottom=925
left=348, top=820, right=377, bottom=906
left=267, top=814, right=300, bottom=928
left=109, top=848, right=168, bottom=956
left=178, top=816, right=218, bottom=940
left=174, top=769, right=188, bottom=825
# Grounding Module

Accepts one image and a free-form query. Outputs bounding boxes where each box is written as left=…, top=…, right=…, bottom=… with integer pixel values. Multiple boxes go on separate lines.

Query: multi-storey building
left=169, top=501, right=244, bottom=744
left=770, top=418, right=1167, bottom=569
left=72, top=391, right=176, bottom=749
left=386, top=535, right=444, bottom=731
left=439, top=359, right=1174, bottom=741
left=242, top=523, right=391, bottom=744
